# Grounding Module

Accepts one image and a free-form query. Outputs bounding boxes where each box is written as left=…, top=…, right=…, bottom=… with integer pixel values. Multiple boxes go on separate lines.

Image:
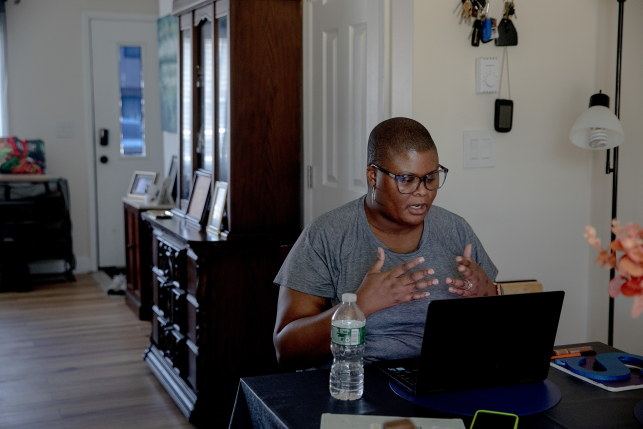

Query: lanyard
left=498, top=46, right=511, bottom=100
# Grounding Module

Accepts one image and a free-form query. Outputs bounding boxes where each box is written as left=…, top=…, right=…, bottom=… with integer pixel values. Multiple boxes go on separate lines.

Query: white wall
left=5, top=0, right=159, bottom=273
left=159, top=0, right=179, bottom=173
left=412, top=0, right=602, bottom=345
left=590, top=0, right=643, bottom=354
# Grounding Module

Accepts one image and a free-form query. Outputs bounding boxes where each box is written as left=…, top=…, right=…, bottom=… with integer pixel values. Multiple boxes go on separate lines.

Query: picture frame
left=167, top=155, right=179, bottom=203
left=158, top=155, right=179, bottom=206
left=127, top=171, right=157, bottom=200
left=184, top=169, right=213, bottom=229
left=206, top=181, right=228, bottom=236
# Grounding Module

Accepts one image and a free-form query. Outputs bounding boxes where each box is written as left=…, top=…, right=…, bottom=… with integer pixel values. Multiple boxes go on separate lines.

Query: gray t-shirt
left=275, top=196, right=498, bottom=364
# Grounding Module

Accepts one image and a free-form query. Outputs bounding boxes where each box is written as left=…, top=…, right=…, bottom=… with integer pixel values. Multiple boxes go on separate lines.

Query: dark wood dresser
left=123, top=199, right=174, bottom=320
left=149, top=0, right=302, bottom=425
left=143, top=213, right=297, bottom=427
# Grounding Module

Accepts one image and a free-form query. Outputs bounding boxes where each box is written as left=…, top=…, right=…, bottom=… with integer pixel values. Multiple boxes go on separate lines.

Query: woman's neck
left=364, top=199, right=424, bottom=254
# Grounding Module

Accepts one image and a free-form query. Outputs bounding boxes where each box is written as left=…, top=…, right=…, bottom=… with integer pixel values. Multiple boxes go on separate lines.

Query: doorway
left=83, top=13, right=164, bottom=270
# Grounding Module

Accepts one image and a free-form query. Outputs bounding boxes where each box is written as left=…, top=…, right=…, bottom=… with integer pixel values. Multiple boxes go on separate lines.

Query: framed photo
left=127, top=171, right=157, bottom=200
left=167, top=155, right=179, bottom=202
left=185, top=169, right=213, bottom=229
left=206, top=181, right=228, bottom=236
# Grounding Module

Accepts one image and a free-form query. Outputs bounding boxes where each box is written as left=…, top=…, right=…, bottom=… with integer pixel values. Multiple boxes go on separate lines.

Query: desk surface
left=230, top=342, right=643, bottom=429
left=0, top=174, right=56, bottom=182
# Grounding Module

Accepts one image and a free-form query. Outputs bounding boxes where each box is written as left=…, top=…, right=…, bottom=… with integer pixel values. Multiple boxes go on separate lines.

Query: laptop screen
left=415, top=291, right=564, bottom=394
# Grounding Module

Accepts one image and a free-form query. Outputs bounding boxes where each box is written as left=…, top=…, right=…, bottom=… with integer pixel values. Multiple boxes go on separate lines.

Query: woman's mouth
left=408, top=204, right=427, bottom=214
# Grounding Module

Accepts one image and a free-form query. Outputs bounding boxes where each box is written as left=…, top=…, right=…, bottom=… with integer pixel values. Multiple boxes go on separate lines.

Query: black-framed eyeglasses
left=370, top=164, right=449, bottom=194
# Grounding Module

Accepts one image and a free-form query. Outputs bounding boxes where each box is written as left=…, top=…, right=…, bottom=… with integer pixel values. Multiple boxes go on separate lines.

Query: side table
left=123, top=198, right=173, bottom=320
left=0, top=175, right=75, bottom=290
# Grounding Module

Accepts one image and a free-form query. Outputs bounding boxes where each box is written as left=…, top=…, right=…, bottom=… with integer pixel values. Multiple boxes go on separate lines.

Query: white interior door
left=91, top=18, right=163, bottom=268
left=304, top=0, right=388, bottom=223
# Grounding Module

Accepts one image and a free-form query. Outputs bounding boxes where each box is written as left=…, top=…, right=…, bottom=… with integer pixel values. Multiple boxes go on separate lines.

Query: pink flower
left=584, top=226, right=603, bottom=251
left=633, top=295, right=643, bottom=318
left=588, top=221, right=643, bottom=318
left=608, top=276, right=626, bottom=298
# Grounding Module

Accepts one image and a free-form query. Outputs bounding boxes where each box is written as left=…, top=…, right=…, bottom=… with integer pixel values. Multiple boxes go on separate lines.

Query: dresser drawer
left=152, top=308, right=171, bottom=354
left=187, top=294, right=199, bottom=344
left=187, top=340, right=198, bottom=393
left=157, top=239, right=186, bottom=287
left=168, top=329, right=187, bottom=378
left=186, top=251, right=199, bottom=297
left=171, top=287, right=187, bottom=332
left=151, top=271, right=166, bottom=308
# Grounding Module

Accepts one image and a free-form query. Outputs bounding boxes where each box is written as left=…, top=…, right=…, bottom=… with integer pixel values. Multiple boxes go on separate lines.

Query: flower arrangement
left=585, top=221, right=643, bottom=317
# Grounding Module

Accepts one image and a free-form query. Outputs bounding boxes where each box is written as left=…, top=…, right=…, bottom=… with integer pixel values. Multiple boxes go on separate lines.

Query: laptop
left=373, top=291, right=565, bottom=395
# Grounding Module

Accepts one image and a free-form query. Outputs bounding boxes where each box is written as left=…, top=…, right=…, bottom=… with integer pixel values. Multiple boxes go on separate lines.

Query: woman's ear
left=366, top=165, right=377, bottom=189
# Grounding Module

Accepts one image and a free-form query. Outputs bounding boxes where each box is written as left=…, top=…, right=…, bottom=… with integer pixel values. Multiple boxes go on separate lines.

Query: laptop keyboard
left=387, top=366, right=418, bottom=387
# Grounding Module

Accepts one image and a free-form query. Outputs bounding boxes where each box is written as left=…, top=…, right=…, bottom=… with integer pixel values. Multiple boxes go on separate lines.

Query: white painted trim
left=302, top=0, right=313, bottom=226
left=82, top=11, right=160, bottom=271
left=391, top=0, right=413, bottom=118
left=75, top=256, right=93, bottom=274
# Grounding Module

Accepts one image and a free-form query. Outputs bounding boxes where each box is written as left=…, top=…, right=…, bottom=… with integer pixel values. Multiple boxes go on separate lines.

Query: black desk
left=229, top=342, right=643, bottom=428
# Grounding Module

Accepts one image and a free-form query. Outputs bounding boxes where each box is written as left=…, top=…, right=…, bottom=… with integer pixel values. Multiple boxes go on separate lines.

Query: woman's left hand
left=446, top=244, right=496, bottom=297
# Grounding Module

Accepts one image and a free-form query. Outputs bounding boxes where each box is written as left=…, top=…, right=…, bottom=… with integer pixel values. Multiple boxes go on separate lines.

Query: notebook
left=373, top=291, right=565, bottom=396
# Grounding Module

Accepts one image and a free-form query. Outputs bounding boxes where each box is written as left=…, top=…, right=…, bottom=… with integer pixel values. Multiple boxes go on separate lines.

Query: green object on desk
left=470, top=410, right=518, bottom=429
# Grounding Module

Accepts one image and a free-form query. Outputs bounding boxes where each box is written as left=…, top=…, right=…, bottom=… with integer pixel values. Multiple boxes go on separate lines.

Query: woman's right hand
left=355, top=247, right=437, bottom=318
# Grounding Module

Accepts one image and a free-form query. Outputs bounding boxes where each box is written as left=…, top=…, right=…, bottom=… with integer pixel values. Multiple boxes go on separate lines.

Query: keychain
left=468, top=1, right=486, bottom=46
left=471, top=16, right=483, bottom=46
left=481, top=2, right=492, bottom=43
left=496, top=0, right=518, bottom=46
left=455, top=0, right=473, bottom=25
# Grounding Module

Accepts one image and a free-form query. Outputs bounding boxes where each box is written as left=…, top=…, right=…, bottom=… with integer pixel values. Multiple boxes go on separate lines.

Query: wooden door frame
left=302, top=0, right=414, bottom=225
left=82, top=11, right=161, bottom=272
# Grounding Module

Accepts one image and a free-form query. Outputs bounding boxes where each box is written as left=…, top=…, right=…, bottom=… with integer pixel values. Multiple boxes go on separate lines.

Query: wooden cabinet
left=143, top=1, right=302, bottom=425
left=173, top=0, right=301, bottom=236
left=144, top=214, right=296, bottom=427
left=123, top=199, right=173, bottom=320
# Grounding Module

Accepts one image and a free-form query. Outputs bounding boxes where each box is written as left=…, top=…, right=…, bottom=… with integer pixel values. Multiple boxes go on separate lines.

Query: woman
left=273, top=118, right=499, bottom=371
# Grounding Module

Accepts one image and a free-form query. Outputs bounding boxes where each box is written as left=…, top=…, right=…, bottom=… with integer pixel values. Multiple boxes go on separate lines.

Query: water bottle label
left=331, top=326, right=365, bottom=346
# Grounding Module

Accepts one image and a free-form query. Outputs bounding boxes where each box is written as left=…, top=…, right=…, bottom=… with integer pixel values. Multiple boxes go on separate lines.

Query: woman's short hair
left=367, top=117, right=436, bottom=166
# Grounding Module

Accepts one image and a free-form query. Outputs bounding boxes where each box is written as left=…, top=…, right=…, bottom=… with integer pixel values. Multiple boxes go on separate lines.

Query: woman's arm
left=273, top=249, right=437, bottom=370
left=273, top=287, right=338, bottom=370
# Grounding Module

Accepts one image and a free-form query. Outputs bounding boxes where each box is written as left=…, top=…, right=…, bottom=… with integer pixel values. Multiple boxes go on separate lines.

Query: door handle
left=100, top=155, right=108, bottom=164
left=99, top=129, right=109, bottom=146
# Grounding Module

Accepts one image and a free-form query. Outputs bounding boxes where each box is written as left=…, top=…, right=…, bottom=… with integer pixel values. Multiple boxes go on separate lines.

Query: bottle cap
left=342, top=293, right=357, bottom=303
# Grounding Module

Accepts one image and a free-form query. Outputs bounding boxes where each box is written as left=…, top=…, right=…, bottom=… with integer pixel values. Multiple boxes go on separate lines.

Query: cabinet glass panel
left=118, top=46, right=145, bottom=157
left=216, top=16, right=230, bottom=183
left=201, top=20, right=214, bottom=172
left=181, top=28, right=193, bottom=201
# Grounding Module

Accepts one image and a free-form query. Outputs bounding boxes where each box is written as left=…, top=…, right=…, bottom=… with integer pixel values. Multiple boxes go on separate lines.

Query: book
left=320, top=413, right=465, bottom=429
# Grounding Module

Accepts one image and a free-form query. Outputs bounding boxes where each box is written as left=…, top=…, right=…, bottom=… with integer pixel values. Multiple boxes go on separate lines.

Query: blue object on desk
left=390, top=379, right=561, bottom=416
left=554, top=352, right=643, bottom=381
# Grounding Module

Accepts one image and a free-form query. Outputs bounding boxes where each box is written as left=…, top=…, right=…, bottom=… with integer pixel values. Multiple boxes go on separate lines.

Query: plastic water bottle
left=330, top=293, right=366, bottom=400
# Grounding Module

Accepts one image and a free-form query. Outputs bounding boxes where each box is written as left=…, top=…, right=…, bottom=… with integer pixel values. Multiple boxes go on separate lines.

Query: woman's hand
left=355, top=247, right=438, bottom=318
left=446, top=244, right=496, bottom=297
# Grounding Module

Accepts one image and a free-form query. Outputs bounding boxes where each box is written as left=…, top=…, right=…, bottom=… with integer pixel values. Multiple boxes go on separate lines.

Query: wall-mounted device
left=494, top=99, right=513, bottom=133
left=475, top=57, right=499, bottom=94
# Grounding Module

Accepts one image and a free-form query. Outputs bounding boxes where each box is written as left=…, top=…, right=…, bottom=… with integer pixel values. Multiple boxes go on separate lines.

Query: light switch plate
left=475, top=57, right=499, bottom=94
left=463, top=131, right=496, bottom=168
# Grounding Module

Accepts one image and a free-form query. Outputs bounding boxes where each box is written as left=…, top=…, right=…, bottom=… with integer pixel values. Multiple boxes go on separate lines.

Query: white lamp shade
left=569, top=105, right=624, bottom=150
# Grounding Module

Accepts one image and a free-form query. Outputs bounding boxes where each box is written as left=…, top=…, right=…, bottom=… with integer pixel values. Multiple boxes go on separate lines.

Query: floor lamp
left=569, top=0, right=626, bottom=347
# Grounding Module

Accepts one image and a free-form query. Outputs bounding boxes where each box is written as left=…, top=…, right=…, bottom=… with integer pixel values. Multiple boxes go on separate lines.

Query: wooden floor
left=0, top=274, right=195, bottom=429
